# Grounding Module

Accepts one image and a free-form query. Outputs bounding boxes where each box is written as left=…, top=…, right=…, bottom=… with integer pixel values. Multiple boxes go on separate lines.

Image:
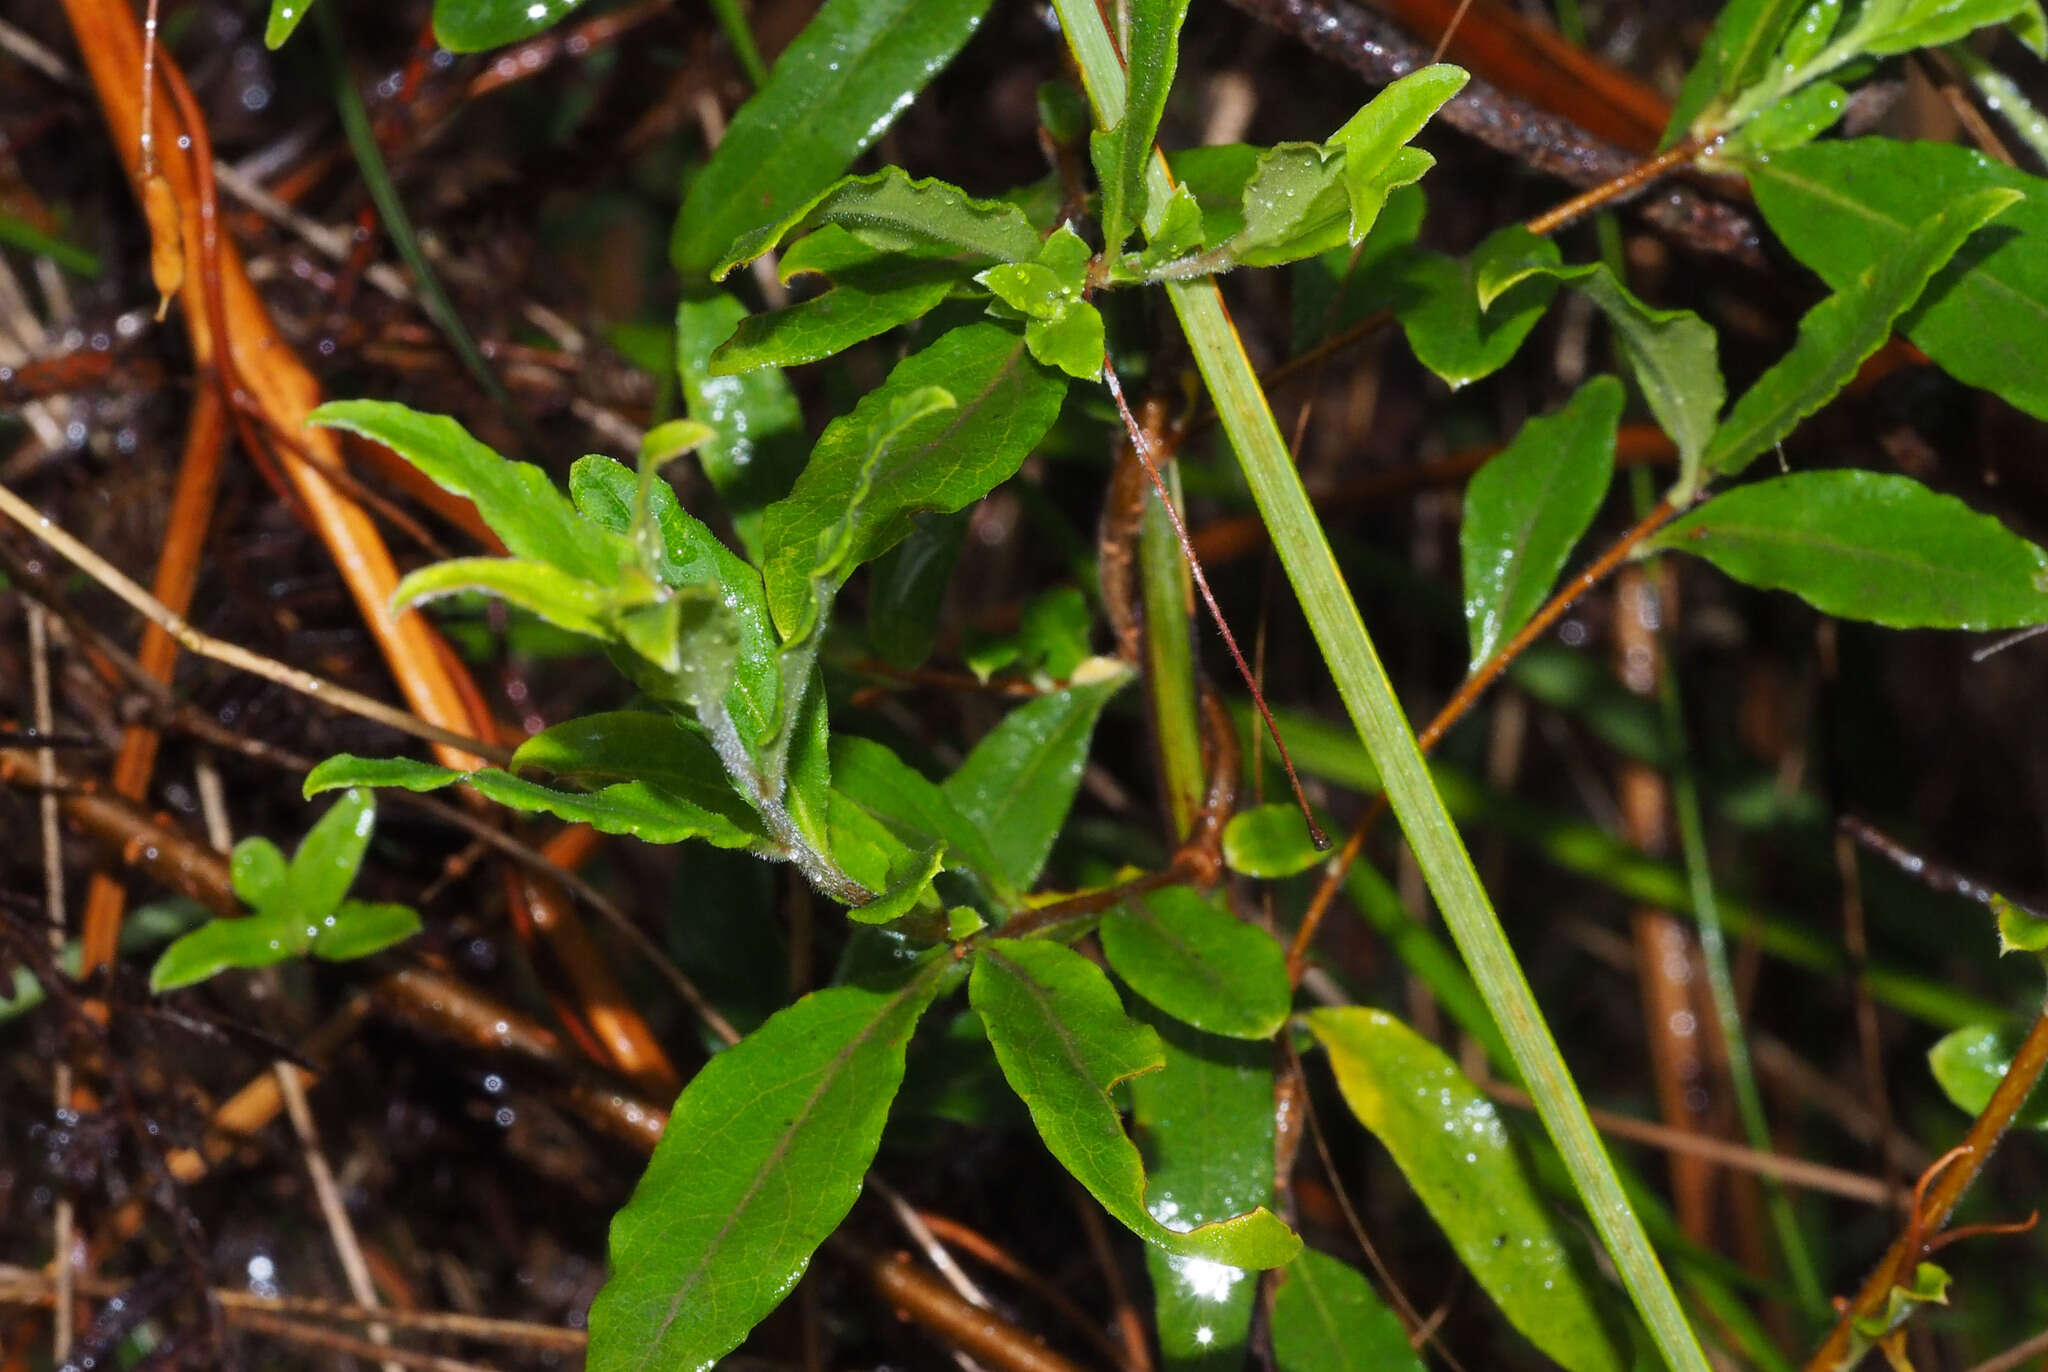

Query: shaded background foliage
left=3, top=0, right=2048, bottom=1367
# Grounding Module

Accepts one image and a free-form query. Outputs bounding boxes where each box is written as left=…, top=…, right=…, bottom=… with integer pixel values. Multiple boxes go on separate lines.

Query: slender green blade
left=1105, top=0, right=1193, bottom=252
left=433, top=0, right=593, bottom=50
left=588, top=957, right=951, bottom=1371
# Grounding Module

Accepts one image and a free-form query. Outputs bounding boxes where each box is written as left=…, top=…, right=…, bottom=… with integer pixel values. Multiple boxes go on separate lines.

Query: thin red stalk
left=1102, top=359, right=1328, bottom=849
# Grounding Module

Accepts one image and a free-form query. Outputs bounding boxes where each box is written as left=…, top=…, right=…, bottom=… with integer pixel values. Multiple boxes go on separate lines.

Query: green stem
left=1048, top=5, right=1710, bottom=1366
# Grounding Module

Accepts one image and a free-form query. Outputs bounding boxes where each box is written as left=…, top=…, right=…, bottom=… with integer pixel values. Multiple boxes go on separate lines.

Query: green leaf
left=1165, top=143, right=1261, bottom=245
left=308, top=401, right=622, bottom=584
left=265, top=0, right=318, bottom=48
left=866, top=510, right=969, bottom=670
left=304, top=754, right=464, bottom=797
left=1099, top=887, right=1290, bottom=1039
left=1698, top=185, right=2019, bottom=484
left=761, top=323, right=1067, bottom=640
left=390, top=557, right=619, bottom=641
left=715, top=167, right=1042, bottom=282
left=1024, top=302, right=1106, bottom=380
left=942, top=668, right=1130, bottom=894
left=1326, top=65, right=1467, bottom=243
left=710, top=271, right=956, bottom=374
left=1662, top=0, right=1805, bottom=142
left=472, top=770, right=772, bottom=848
left=569, top=456, right=780, bottom=750
left=846, top=842, right=946, bottom=926
left=1229, top=144, right=1349, bottom=268
left=433, top=0, right=592, bottom=50
left=281, top=788, right=377, bottom=920
left=312, top=900, right=422, bottom=962
left=1651, top=470, right=2048, bottom=630
left=230, top=838, right=288, bottom=909
left=1746, top=141, right=2048, bottom=424
left=1129, top=1011, right=1273, bottom=1372
left=1460, top=377, right=1623, bottom=666
left=1307, top=1008, right=1627, bottom=1372
left=149, top=913, right=298, bottom=992
left=1718, top=81, right=1848, bottom=158
left=1271, top=1249, right=1425, bottom=1372
left=1859, top=0, right=2046, bottom=55
left=1221, top=803, right=1325, bottom=879
left=1476, top=236, right=1723, bottom=484
left=830, top=736, right=1015, bottom=902
left=676, top=293, right=807, bottom=561
left=1997, top=897, right=2048, bottom=955
left=1394, top=243, right=1558, bottom=391
left=675, top=0, right=996, bottom=286
left=636, top=419, right=717, bottom=469
left=1102, top=0, right=1192, bottom=253
left=588, top=956, right=951, bottom=1372
left=511, top=712, right=770, bottom=842
left=1928, top=1023, right=2048, bottom=1129
left=970, top=939, right=1299, bottom=1268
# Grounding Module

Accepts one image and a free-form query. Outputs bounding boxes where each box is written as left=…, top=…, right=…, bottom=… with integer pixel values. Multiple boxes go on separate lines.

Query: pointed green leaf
left=1221, top=802, right=1325, bottom=879
left=433, top=0, right=592, bottom=50
left=830, top=735, right=1015, bottom=901
left=282, top=788, right=376, bottom=920
left=1394, top=244, right=1558, bottom=390
left=715, top=166, right=1042, bottom=282
left=1747, top=141, right=2048, bottom=423
left=1700, top=185, right=2019, bottom=483
left=846, top=842, right=946, bottom=926
left=1928, top=1023, right=2048, bottom=1129
left=1130, top=1010, right=1273, bottom=1372
left=1230, top=143, right=1349, bottom=268
left=1661, top=0, right=1805, bottom=142
left=471, top=770, right=771, bottom=849
left=230, top=838, right=288, bottom=909
left=312, top=900, right=422, bottom=962
left=676, top=293, right=807, bottom=560
left=1307, top=1007, right=1627, bottom=1372
left=970, top=939, right=1299, bottom=1268
left=1104, top=0, right=1193, bottom=253
left=1460, top=377, right=1623, bottom=666
left=149, top=913, right=299, bottom=992
left=304, top=754, right=464, bottom=797
left=588, top=956, right=952, bottom=1371
left=1717, top=81, right=1848, bottom=159
left=1326, top=65, right=1467, bottom=242
left=943, top=667, right=1130, bottom=893
left=309, top=401, right=622, bottom=583
left=710, top=273, right=955, bottom=374
left=761, top=323, right=1067, bottom=639
left=1272, top=1249, right=1424, bottom=1372
left=391, top=557, right=618, bottom=642
left=511, top=712, right=770, bottom=842
left=1860, top=0, right=2046, bottom=55
left=1100, top=888, right=1290, bottom=1039
left=1164, top=143, right=1262, bottom=245
left=1997, top=897, right=2048, bottom=955
left=1652, top=470, right=2048, bottom=629
left=265, top=0, right=318, bottom=48
left=678, top=0, right=1000, bottom=286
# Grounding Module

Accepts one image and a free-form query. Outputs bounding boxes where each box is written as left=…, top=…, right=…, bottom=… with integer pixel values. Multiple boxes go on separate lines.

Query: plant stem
left=1049, top=4, right=1710, bottom=1365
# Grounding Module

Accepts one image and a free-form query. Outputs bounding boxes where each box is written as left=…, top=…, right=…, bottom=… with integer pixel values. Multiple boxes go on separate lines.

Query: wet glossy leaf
left=761, top=323, right=1066, bottom=639
left=1165, top=143, right=1261, bottom=245
left=1326, top=65, right=1467, bottom=242
left=1271, top=1249, right=1423, bottom=1372
left=511, top=712, right=769, bottom=841
left=1394, top=245, right=1558, bottom=390
left=1230, top=144, right=1348, bottom=268
left=846, top=842, right=946, bottom=926
left=942, top=668, right=1130, bottom=893
left=391, top=556, right=618, bottom=641
left=1996, top=897, right=2048, bottom=955
left=675, top=293, right=808, bottom=560
left=970, top=939, right=1299, bottom=1268
left=1222, top=802, right=1325, bottom=879
left=676, top=0, right=994, bottom=286
left=866, top=510, right=969, bottom=670
left=483, top=770, right=771, bottom=849
left=230, top=838, right=288, bottom=908
left=304, top=755, right=463, bottom=797
left=433, top=0, right=592, bottom=50
left=1652, top=471, right=2048, bottom=630
left=150, top=913, right=298, bottom=992
left=1460, top=377, right=1622, bottom=666
left=1662, top=0, right=1804, bottom=141
left=588, top=956, right=951, bottom=1372
left=570, top=456, right=780, bottom=750
left=312, top=900, right=422, bottom=962
left=282, top=788, right=377, bottom=921
left=1023, top=302, right=1106, bottom=380
left=265, top=0, right=318, bottom=48
left=1100, top=888, right=1290, bottom=1039
left=1720, top=81, right=1848, bottom=158
left=711, top=272, right=956, bottom=374
left=1928, top=1023, right=2048, bottom=1129
left=716, top=167, right=1040, bottom=282
left=1102, top=0, right=1192, bottom=252
left=830, top=736, right=1013, bottom=902
left=1748, top=142, right=2048, bottom=423
left=1129, top=1011, right=1273, bottom=1372
left=1859, top=0, right=2046, bottom=55
left=309, top=401, right=622, bottom=584
left=1699, top=186, right=2018, bottom=483
left=1307, top=1007, right=1627, bottom=1372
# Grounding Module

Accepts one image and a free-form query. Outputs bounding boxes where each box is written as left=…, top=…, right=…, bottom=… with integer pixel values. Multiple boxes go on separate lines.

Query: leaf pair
left=150, top=789, right=420, bottom=991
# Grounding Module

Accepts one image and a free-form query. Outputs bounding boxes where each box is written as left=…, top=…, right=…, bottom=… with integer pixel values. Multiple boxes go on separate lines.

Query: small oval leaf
left=1928, top=1023, right=2048, bottom=1129
left=1099, top=888, right=1290, bottom=1039
left=1222, top=802, right=1326, bottom=879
